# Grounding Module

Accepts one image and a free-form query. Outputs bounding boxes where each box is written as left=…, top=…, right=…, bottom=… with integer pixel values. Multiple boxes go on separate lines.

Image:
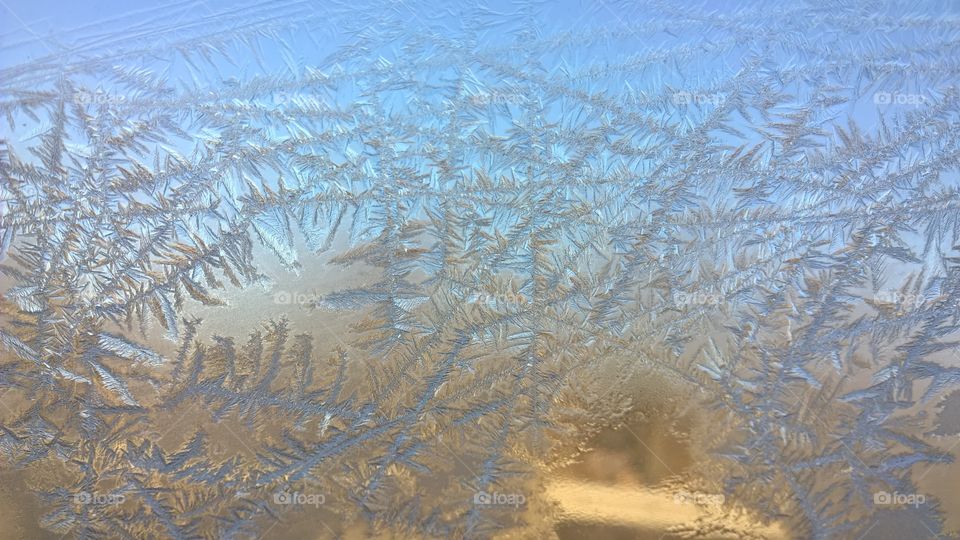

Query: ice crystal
left=1, top=0, right=959, bottom=538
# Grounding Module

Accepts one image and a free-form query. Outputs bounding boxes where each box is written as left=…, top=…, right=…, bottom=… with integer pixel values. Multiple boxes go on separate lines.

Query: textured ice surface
left=1, top=0, right=960, bottom=538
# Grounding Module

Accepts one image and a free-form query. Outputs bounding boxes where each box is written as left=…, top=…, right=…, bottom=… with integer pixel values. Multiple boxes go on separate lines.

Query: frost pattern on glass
left=1, top=1, right=959, bottom=538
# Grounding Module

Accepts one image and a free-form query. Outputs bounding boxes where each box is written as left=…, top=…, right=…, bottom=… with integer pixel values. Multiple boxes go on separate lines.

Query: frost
left=1, top=0, right=960, bottom=538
